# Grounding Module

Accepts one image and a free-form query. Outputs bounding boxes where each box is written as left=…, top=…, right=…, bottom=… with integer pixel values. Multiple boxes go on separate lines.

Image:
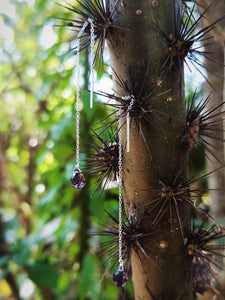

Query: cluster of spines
left=87, top=129, right=119, bottom=191
left=94, top=211, right=225, bottom=298
left=93, top=207, right=163, bottom=280
left=184, top=91, right=225, bottom=162
left=155, top=2, right=225, bottom=85
left=93, top=67, right=172, bottom=158
left=187, top=222, right=225, bottom=297
left=144, top=164, right=225, bottom=242
left=58, top=0, right=120, bottom=66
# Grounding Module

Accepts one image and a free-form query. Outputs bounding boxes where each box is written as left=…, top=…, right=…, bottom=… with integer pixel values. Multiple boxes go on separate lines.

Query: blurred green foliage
left=0, top=0, right=126, bottom=299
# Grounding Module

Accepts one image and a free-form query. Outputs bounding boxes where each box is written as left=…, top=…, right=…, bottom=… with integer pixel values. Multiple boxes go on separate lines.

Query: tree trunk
left=108, top=1, right=192, bottom=298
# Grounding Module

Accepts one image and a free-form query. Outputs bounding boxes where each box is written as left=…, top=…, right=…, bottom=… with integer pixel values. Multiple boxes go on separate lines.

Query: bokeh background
left=0, top=0, right=223, bottom=299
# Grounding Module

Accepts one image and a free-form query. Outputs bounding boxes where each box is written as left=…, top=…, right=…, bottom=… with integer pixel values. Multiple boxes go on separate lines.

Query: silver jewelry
left=71, top=21, right=88, bottom=189
left=122, top=95, right=135, bottom=152
left=88, top=18, right=95, bottom=109
left=113, top=106, right=128, bottom=288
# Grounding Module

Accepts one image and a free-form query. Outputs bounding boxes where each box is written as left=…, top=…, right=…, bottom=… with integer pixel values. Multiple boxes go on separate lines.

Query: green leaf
left=39, top=185, right=61, bottom=208
left=80, top=90, right=100, bottom=121
left=29, top=261, right=59, bottom=288
left=55, top=216, right=78, bottom=248
left=89, top=191, right=104, bottom=218
left=0, top=256, right=10, bottom=267
left=78, top=254, right=100, bottom=300
left=11, top=240, right=31, bottom=267
left=51, top=116, right=72, bottom=142
left=58, top=271, right=70, bottom=291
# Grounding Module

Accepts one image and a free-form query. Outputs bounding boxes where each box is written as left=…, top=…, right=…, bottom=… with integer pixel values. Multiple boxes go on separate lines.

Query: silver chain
left=122, top=95, right=135, bottom=152
left=88, top=18, right=95, bottom=108
left=75, top=21, right=88, bottom=168
left=118, top=106, right=124, bottom=269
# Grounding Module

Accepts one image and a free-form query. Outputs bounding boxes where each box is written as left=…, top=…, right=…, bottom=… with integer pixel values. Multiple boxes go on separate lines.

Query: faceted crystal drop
left=71, top=168, right=86, bottom=189
left=113, top=267, right=128, bottom=287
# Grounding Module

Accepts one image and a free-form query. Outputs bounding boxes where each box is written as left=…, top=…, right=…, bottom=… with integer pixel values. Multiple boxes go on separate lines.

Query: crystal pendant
left=71, top=168, right=86, bottom=189
left=113, top=267, right=128, bottom=287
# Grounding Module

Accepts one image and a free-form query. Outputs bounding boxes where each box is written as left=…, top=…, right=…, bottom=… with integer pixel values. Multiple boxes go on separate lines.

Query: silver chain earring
left=71, top=21, right=88, bottom=189
left=71, top=18, right=96, bottom=189
left=113, top=106, right=128, bottom=288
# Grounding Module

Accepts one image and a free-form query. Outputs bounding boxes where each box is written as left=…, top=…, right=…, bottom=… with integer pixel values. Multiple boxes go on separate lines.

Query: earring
left=71, top=21, right=89, bottom=190
left=71, top=17, right=96, bottom=189
left=113, top=106, right=128, bottom=287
